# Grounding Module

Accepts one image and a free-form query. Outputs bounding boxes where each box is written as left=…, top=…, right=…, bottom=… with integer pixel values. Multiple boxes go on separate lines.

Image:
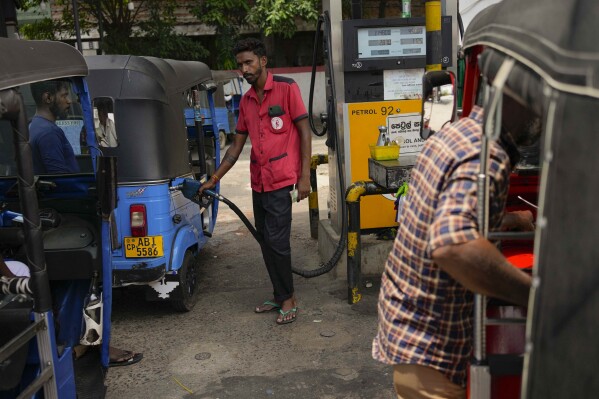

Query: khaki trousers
left=393, top=364, right=466, bottom=399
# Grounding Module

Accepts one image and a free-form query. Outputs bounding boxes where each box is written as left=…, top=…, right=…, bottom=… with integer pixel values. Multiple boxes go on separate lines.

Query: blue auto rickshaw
left=84, top=55, right=220, bottom=311
left=0, top=38, right=115, bottom=397
left=185, top=70, right=243, bottom=150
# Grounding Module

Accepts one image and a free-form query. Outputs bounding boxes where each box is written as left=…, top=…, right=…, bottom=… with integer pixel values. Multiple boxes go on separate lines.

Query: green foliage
left=20, top=17, right=62, bottom=40
left=19, top=1, right=90, bottom=40
left=188, top=0, right=250, bottom=69
left=189, top=0, right=249, bottom=27
left=127, top=0, right=209, bottom=60
left=18, top=0, right=323, bottom=65
left=247, top=0, right=320, bottom=38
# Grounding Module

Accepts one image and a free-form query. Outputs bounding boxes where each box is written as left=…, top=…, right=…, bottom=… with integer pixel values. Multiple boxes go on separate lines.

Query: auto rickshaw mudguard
left=168, top=224, right=207, bottom=272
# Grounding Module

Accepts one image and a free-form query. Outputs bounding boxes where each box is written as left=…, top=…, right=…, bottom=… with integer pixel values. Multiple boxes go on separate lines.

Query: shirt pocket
left=266, top=152, right=296, bottom=187
left=268, top=112, right=291, bottom=135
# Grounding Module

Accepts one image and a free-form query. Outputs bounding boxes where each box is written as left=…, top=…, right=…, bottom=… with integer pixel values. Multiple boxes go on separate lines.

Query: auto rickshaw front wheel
left=219, top=130, right=227, bottom=150
left=171, top=250, right=201, bottom=312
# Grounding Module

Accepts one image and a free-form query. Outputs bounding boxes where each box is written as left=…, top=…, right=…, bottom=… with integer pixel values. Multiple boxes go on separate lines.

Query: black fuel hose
left=301, top=10, right=348, bottom=278
left=308, top=12, right=333, bottom=138
left=203, top=190, right=262, bottom=243
left=204, top=185, right=346, bottom=278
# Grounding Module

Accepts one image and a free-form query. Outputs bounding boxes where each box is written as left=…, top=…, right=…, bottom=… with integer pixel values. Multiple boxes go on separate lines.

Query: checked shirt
left=372, top=106, right=512, bottom=386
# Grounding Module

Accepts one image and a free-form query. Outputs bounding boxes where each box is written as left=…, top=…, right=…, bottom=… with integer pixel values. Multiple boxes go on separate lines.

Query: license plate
left=124, top=236, right=164, bottom=258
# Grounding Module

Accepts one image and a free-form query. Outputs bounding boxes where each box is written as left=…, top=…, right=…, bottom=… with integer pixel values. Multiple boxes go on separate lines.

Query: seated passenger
left=29, top=80, right=79, bottom=174
left=94, top=98, right=117, bottom=147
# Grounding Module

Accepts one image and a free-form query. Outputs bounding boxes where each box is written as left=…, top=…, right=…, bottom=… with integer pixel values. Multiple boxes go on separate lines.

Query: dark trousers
left=252, top=186, right=294, bottom=302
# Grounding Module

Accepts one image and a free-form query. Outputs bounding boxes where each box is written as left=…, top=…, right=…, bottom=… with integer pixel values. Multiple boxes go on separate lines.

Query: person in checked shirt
left=373, top=93, right=539, bottom=399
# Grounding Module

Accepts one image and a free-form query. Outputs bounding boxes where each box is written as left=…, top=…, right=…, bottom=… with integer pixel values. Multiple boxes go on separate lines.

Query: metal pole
left=345, top=181, right=395, bottom=304
left=0, top=0, right=8, bottom=38
left=97, top=0, right=104, bottom=54
left=193, top=90, right=207, bottom=178
left=309, top=154, right=328, bottom=239
left=72, top=0, right=83, bottom=52
left=347, top=199, right=362, bottom=304
left=425, top=0, right=442, bottom=71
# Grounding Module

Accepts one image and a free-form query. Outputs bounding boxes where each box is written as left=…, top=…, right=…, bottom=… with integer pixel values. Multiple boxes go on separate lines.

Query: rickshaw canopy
left=0, top=38, right=87, bottom=91
left=85, top=55, right=212, bottom=103
left=84, top=55, right=213, bottom=183
left=463, top=0, right=599, bottom=98
left=211, top=70, right=241, bottom=83
left=462, top=1, right=599, bottom=397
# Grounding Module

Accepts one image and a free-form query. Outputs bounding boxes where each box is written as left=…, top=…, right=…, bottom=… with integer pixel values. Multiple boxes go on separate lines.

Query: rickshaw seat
left=42, top=217, right=101, bottom=280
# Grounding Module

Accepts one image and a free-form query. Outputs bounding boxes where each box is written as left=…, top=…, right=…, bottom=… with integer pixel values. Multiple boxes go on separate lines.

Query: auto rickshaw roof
left=463, top=0, right=599, bottom=98
left=0, top=38, right=87, bottom=91
left=85, top=55, right=212, bottom=102
left=211, top=70, right=241, bottom=83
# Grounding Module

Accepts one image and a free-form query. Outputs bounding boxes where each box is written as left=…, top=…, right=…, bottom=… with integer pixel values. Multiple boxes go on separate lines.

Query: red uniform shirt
left=236, top=72, right=308, bottom=192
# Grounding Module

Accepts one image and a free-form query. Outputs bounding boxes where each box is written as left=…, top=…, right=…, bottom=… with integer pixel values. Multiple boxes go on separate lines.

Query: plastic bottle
left=376, top=126, right=388, bottom=146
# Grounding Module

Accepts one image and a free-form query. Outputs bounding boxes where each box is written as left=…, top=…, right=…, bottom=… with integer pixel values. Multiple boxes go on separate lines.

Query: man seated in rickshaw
left=94, top=97, right=118, bottom=148
left=29, top=80, right=79, bottom=174
left=22, top=81, right=142, bottom=367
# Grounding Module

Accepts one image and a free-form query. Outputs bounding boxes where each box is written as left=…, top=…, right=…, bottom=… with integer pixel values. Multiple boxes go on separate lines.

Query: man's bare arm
left=295, top=118, right=312, bottom=202
left=432, top=238, right=532, bottom=306
left=198, top=133, right=247, bottom=195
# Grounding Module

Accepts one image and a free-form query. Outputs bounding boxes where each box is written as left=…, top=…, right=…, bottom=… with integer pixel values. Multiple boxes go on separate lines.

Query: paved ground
left=105, top=135, right=397, bottom=399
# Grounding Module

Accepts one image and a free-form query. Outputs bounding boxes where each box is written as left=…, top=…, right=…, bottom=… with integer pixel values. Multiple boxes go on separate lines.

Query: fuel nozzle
left=171, top=178, right=220, bottom=206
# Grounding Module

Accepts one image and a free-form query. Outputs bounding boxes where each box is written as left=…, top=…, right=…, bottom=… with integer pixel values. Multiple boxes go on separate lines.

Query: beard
left=244, top=65, right=262, bottom=85
left=49, top=101, right=68, bottom=120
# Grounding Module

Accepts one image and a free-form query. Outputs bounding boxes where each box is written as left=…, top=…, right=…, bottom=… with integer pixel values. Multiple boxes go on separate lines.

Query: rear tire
left=219, top=130, right=227, bottom=150
left=171, top=250, right=200, bottom=312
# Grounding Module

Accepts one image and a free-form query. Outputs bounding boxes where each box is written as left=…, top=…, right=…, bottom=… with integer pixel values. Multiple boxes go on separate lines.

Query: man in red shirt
left=200, top=38, right=312, bottom=325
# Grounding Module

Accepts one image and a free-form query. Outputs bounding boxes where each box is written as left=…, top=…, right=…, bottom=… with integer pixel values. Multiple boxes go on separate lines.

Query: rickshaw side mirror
left=420, top=70, right=457, bottom=140
left=97, top=156, right=117, bottom=219
left=201, top=82, right=218, bottom=94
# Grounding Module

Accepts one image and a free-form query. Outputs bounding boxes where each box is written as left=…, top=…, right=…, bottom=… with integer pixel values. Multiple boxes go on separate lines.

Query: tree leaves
left=247, top=0, right=319, bottom=38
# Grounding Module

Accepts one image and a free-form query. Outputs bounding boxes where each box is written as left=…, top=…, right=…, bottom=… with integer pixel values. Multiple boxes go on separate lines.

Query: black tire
left=219, top=130, right=227, bottom=150
left=171, top=250, right=200, bottom=312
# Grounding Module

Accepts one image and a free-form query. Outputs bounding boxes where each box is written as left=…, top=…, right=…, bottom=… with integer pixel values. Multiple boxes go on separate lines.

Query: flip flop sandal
left=276, top=307, right=298, bottom=325
left=255, top=300, right=281, bottom=313
left=108, top=351, right=143, bottom=368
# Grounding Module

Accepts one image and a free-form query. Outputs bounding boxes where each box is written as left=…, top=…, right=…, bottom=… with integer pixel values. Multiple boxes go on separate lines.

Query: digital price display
left=356, top=26, right=426, bottom=59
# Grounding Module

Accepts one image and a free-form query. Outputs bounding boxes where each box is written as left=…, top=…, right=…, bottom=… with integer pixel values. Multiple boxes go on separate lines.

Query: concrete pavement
left=105, top=135, right=396, bottom=399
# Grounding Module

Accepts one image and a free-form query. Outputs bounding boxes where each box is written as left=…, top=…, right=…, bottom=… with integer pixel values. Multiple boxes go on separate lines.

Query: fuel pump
left=316, top=1, right=459, bottom=265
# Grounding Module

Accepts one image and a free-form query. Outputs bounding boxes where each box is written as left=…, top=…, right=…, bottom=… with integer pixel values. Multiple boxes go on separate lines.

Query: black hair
left=30, top=79, right=70, bottom=107
left=232, top=38, right=267, bottom=58
left=95, top=97, right=113, bottom=113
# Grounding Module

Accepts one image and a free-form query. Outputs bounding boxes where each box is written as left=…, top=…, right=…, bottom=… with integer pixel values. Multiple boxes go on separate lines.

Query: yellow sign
left=124, top=236, right=164, bottom=258
left=346, top=99, right=421, bottom=229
